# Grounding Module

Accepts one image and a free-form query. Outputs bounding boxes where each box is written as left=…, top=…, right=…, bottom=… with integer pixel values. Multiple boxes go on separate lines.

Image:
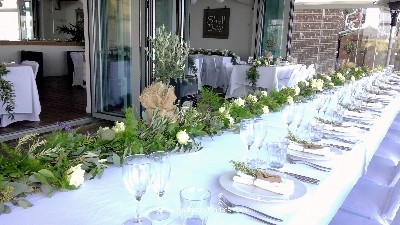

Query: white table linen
left=1, top=83, right=399, bottom=225
left=0, top=65, right=41, bottom=127
left=226, top=64, right=300, bottom=98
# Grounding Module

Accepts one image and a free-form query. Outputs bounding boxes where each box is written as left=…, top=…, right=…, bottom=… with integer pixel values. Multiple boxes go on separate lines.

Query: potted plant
left=146, top=25, right=198, bottom=105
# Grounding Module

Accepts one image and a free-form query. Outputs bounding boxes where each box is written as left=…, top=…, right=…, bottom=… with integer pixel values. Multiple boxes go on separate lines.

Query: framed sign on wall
left=203, top=7, right=230, bottom=39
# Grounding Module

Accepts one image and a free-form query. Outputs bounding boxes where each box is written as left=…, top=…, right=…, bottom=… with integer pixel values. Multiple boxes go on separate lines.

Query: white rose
left=99, top=159, right=108, bottom=163
left=303, top=80, right=309, bottom=87
left=324, top=75, right=331, bottom=81
left=262, top=106, right=269, bottom=114
left=234, top=98, right=245, bottom=107
left=355, top=68, right=359, bottom=72
left=226, top=114, right=234, bottom=126
left=112, top=121, right=125, bottom=133
left=68, top=164, right=85, bottom=187
left=287, top=96, right=294, bottom=105
left=294, top=85, right=300, bottom=96
left=328, top=82, right=334, bottom=87
left=260, top=91, right=268, bottom=96
left=247, top=94, right=258, bottom=103
left=351, top=76, right=355, bottom=82
left=176, top=130, right=190, bottom=145
left=310, top=79, right=317, bottom=89
left=219, top=106, right=226, bottom=114
left=257, top=61, right=261, bottom=65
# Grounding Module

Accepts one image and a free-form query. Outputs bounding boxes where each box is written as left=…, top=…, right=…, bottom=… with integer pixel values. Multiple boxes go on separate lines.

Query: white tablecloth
left=1, top=76, right=399, bottom=225
left=226, top=64, right=300, bottom=98
left=0, top=65, right=41, bottom=127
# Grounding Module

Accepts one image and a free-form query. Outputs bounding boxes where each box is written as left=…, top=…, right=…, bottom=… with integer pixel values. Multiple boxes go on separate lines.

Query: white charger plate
left=219, top=171, right=307, bottom=203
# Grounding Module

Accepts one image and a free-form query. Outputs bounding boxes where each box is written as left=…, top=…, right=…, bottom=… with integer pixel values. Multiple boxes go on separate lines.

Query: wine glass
left=122, top=155, right=153, bottom=225
left=148, top=151, right=171, bottom=221
left=251, top=118, right=268, bottom=168
left=281, top=105, right=295, bottom=130
left=239, top=119, right=254, bottom=165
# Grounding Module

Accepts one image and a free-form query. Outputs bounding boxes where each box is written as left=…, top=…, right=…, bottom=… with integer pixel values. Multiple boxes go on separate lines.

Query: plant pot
left=169, top=75, right=199, bottom=106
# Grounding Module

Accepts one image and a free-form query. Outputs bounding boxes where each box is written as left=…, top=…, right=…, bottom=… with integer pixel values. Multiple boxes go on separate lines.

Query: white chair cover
left=340, top=178, right=400, bottom=224
left=70, top=52, right=85, bottom=87
left=305, top=64, right=316, bottom=79
left=374, top=135, right=400, bottom=164
left=286, top=64, right=304, bottom=87
left=21, top=60, right=39, bottom=79
left=329, top=209, right=384, bottom=225
left=201, top=55, right=218, bottom=88
left=363, top=155, right=400, bottom=187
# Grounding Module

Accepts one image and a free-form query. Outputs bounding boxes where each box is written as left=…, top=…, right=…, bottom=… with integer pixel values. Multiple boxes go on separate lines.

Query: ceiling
left=294, top=0, right=392, bottom=9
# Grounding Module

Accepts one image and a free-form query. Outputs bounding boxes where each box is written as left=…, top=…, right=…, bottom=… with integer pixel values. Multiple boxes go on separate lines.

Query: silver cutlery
left=324, top=143, right=352, bottom=151
left=269, top=169, right=320, bottom=185
left=218, top=194, right=283, bottom=222
left=219, top=201, right=277, bottom=225
left=286, top=156, right=331, bottom=172
left=323, top=134, right=356, bottom=144
left=343, top=118, right=372, bottom=126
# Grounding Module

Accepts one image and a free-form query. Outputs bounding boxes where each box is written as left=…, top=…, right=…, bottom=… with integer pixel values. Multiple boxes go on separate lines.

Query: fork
left=218, top=194, right=283, bottom=222
left=322, top=135, right=356, bottom=144
left=286, top=156, right=331, bottom=172
left=219, top=201, right=277, bottom=225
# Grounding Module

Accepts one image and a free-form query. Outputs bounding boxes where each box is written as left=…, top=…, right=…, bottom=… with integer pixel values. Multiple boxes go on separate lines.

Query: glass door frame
left=89, top=0, right=142, bottom=120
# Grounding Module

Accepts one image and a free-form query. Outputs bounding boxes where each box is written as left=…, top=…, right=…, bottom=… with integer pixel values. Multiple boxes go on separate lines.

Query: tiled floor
left=0, top=76, right=89, bottom=135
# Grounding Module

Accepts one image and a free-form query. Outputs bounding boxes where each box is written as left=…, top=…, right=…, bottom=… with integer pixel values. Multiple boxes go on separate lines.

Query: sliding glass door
left=90, top=0, right=186, bottom=119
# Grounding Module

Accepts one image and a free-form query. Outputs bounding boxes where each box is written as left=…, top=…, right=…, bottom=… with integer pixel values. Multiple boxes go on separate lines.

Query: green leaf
left=16, top=199, right=33, bottom=209
left=112, top=153, right=121, bottom=167
left=9, top=182, right=32, bottom=196
left=40, top=184, right=55, bottom=197
left=33, top=173, right=48, bottom=184
left=38, top=169, right=55, bottom=179
left=0, top=204, right=11, bottom=215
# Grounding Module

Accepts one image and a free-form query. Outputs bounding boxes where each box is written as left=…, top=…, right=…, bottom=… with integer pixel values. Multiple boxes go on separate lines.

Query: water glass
left=239, top=119, right=254, bottom=165
left=308, top=120, right=324, bottom=142
left=332, top=105, right=345, bottom=124
left=267, top=140, right=289, bottom=169
left=251, top=118, right=268, bottom=168
left=180, top=187, right=211, bottom=225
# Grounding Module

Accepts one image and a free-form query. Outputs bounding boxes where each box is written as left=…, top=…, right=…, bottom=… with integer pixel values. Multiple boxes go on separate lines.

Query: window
left=0, top=0, right=34, bottom=40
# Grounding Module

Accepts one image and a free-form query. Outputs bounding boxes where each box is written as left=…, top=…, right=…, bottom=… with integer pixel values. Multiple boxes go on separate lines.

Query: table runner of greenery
left=0, top=64, right=386, bottom=214
left=189, top=48, right=238, bottom=65
left=0, top=63, right=15, bottom=119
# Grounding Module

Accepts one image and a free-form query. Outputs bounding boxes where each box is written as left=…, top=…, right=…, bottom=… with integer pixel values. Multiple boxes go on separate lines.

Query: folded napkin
left=253, top=178, right=294, bottom=195
left=288, top=143, right=331, bottom=156
left=233, top=175, right=254, bottom=185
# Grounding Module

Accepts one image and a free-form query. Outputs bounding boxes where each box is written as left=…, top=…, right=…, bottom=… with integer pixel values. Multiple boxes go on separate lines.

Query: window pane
left=0, top=12, right=19, bottom=40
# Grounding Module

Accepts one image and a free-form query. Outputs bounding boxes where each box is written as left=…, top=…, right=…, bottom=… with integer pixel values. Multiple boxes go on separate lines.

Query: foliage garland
left=246, top=58, right=270, bottom=87
left=189, top=48, right=238, bottom=65
left=0, top=63, right=15, bottom=119
left=0, top=65, right=387, bottom=214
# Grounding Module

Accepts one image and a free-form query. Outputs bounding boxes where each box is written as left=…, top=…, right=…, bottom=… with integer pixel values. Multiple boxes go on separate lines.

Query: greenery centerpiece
left=0, top=63, right=15, bottom=119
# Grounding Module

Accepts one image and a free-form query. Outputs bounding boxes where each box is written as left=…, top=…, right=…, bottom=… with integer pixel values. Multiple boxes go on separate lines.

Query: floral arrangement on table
left=0, top=62, right=15, bottom=119
left=0, top=51, right=386, bottom=214
left=189, top=48, right=238, bottom=65
left=246, top=56, right=271, bottom=87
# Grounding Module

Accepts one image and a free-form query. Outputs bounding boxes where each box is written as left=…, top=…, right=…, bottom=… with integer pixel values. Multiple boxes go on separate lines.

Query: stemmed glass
left=281, top=105, right=295, bottom=130
left=251, top=118, right=268, bottom=168
left=239, top=119, right=254, bottom=165
left=122, top=155, right=153, bottom=225
left=148, top=151, right=171, bottom=221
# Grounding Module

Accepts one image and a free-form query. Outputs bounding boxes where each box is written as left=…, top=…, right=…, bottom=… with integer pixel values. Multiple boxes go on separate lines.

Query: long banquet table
left=1, top=72, right=400, bottom=225
left=0, top=64, right=41, bottom=127
left=226, top=64, right=300, bottom=98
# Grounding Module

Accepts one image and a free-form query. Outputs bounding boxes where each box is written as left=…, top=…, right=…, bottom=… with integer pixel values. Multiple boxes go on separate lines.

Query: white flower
left=301, top=80, right=309, bottom=86
left=315, top=79, right=324, bottom=91
left=262, top=106, right=269, bottom=114
left=68, top=164, right=85, bottom=187
left=287, top=96, right=294, bottom=105
left=294, top=85, right=300, bottom=96
left=247, top=94, right=258, bottom=103
left=260, top=91, right=268, bottom=96
left=310, top=79, right=317, bottom=89
left=351, top=76, right=355, bottom=82
left=355, top=68, right=359, bottom=72
left=176, top=130, right=190, bottom=145
left=219, top=106, right=226, bottom=114
left=233, top=98, right=245, bottom=107
left=257, top=60, right=262, bottom=65
left=226, top=114, right=234, bottom=126
left=328, top=82, right=334, bottom=87
left=112, top=121, right=125, bottom=133
left=99, top=159, right=108, bottom=163
left=97, top=126, right=110, bottom=135
left=324, top=75, right=331, bottom=81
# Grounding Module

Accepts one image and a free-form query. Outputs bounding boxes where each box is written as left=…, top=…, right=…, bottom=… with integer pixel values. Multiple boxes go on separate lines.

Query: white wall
left=0, top=44, right=84, bottom=77
left=189, top=0, right=254, bottom=60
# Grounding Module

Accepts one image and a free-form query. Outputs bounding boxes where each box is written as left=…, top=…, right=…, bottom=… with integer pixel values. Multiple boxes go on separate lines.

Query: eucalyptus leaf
left=4, top=204, right=11, bottom=214
left=112, top=153, right=121, bottom=167
left=38, top=169, right=55, bottom=179
left=33, top=173, right=48, bottom=184
left=9, top=182, right=32, bottom=196
left=0, top=203, right=4, bottom=214
left=16, top=199, right=33, bottom=209
left=40, top=184, right=55, bottom=197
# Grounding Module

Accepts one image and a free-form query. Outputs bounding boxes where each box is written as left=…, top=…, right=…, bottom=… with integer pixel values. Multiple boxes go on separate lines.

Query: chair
left=20, top=50, right=43, bottom=79
left=374, top=137, right=400, bottom=164
left=70, top=52, right=86, bottom=87
left=305, top=64, right=316, bottom=80
left=362, top=155, right=400, bottom=187
left=330, top=177, right=400, bottom=225
left=21, top=60, right=39, bottom=79
left=284, top=64, right=304, bottom=88
left=201, top=55, right=218, bottom=88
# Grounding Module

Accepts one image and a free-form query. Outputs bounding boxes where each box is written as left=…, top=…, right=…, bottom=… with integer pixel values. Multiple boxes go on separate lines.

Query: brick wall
left=291, top=9, right=346, bottom=72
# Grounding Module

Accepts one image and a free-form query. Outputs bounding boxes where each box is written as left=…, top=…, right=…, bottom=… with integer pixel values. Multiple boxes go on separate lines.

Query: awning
left=294, top=0, right=384, bottom=9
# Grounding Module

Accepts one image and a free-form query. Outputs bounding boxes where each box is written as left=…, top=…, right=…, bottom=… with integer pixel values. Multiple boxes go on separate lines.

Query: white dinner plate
left=287, top=146, right=342, bottom=161
left=219, top=170, right=307, bottom=202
